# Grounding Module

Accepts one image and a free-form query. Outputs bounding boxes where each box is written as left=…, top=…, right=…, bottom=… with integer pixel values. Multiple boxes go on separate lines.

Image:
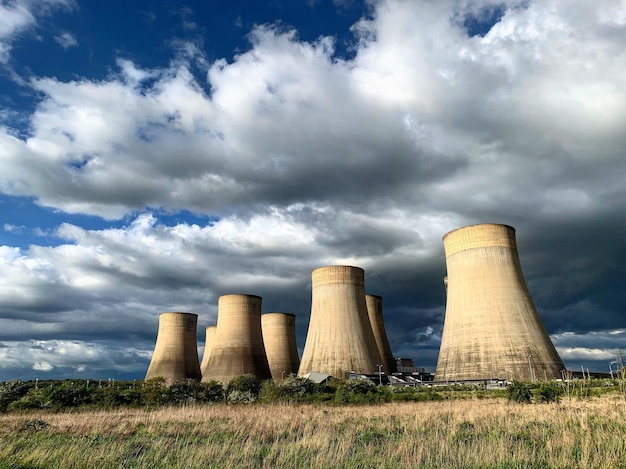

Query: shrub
left=7, top=388, right=49, bottom=411
left=0, top=380, right=33, bottom=412
left=198, top=380, right=225, bottom=403
left=226, top=375, right=262, bottom=397
left=535, top=381, right=564, bottom=403
left=389, top=386, right=444, bottom=402
left=334, top=379, right=391, bottom=405
left=507, top=381, right=533, bottom=403
left=260, top=376, right=318, bottom=403
left=42, top=381, right=92, bottom=409
left=141, top=377, right=169, bottom=406
left=227, top=390, right=257, bottom=403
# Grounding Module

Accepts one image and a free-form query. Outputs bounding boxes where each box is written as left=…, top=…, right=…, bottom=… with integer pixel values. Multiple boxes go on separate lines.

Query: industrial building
left=145, top=312, right=202, bottom=385
left=435, top=223, right=565, bottom=382
left=298, top=265, right=382, bottom=377
left=366, top=294, right=397, bottom=374
left=261, top=312, right=300, bottom=380
left=200, top=325, right=216, bottom=379
left=201, top=294, right=272, bottom=384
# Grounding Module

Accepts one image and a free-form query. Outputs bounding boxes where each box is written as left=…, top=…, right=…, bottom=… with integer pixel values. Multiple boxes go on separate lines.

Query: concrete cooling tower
left=435, top=224, right=565, bottom=382
left=200, top=325, right=217, bottom=378
left=365, top=295, right=397, bottom=374
left=145, top=312, right=202, bottom=385
left=202, top=294, right=272, bottom=384
left=298, top=265, right=381, bottom=377
left=261, top=312, right=300, bottom=380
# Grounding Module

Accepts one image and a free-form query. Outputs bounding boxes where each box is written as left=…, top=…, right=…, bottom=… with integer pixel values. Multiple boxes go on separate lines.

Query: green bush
left=226, top=375, right=262, bottom=397
left=535, top=382, right=564, bottom=403
left=141, top=377, right=169, bottom=406
left=7, top=388, right=49, bottom=411
left=389, top=386, right=444, bottom=402
left=334, top=379, right=391, bottom=405
left=198, top=380, right=225, bottom=403
left=260, top=376, right=318, bottom=403
left=507, top=381, right=533, bottom=403
left=0, top=380, right=33, bottom=412
left=167, top=380, right=224, bottom=405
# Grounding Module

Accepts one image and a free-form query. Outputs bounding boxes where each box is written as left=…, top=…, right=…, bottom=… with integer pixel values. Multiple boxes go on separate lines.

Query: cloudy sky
left=1, top=0, right=625, bottom=381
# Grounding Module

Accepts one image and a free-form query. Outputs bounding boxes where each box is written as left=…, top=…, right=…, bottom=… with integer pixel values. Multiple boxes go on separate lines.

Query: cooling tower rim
left=442, top=223, right=515, bottom=241
left=204, top=324, right=217, bottom=330
left=263, top=312, right=296, bottom=318
left=365, top=294, right=383, bottom=300
left=311, top=264, right=364, bottom=275
left=159, top=311, right=198, bottom=318
left=217, top=293, right=263, bottom=300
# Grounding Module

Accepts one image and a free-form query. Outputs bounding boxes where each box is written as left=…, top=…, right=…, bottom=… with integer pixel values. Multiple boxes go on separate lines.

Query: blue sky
left=1, top=0, right=626, bottom=381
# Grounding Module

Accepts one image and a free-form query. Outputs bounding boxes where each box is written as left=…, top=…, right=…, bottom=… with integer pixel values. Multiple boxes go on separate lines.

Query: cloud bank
left=1, top=0, right=625, bottom=380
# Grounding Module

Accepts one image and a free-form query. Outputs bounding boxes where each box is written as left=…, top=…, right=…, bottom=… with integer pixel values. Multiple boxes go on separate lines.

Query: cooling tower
left=365, top=295, right=397, bottom=374
left=200, top=325, right=217, bottom=378
left=145, top=312, right=202, bottom=385
left=298, top=265, right=382, bottom=377
left=435, top=224, right=565, bottom=382
left=202, top=294, right=272, bottom=384
left=261, top=312, right=300, bottom=380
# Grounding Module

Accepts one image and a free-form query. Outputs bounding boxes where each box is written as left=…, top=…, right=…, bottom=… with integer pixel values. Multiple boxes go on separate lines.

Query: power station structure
left=299, top=265, right=382, bottom=377
left=435, top=224, right=565, bottom=382
left=201, top=294, right=272, bottom=384
left=200, top=325, right=217, bottom=378
left=365, top=294, right=397, bottom=374
left=261, top=312, right=300, bottom=380
left=145, top=312, right=202, bottom=385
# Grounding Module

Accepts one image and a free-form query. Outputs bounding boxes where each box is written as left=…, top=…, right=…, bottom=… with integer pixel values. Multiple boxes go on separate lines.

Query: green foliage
left=260, top=376, right=318, bottom=403
left=41, top=380, right=92, bottom=409
left=141, top=378, right=169, bottom=406
left=507, top=381, right=533, bottom=403
left=389, top=386, right=444, bottom=402
left=226, top=375, right=262, bottom=397
left=198, top=380, right=225, bottom=403
left=7, top=388, right=49, bottom=411
left=334, top=379, right=391, bottom=405
left=168, top=380, right=224, bottom=405
left=535, top=382, right=564, bottom=403
left=0, top=380, right=33, bottom=412
left=227, top=390, right=257, bottom=403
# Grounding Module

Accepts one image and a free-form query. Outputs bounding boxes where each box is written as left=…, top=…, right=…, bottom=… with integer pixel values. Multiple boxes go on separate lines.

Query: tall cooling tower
left=365, top=295, right=397, bottom=374
left=435, top=224, right=565, bottom=382
left=145, top=312, right=202, bottom=385
left=261, top=312, right=300, bottom=380
left=298, top=265, right=381, bottom=377
left=200, top=325, right=217, bottom=378
left=202, top=294, right=272, bottom=384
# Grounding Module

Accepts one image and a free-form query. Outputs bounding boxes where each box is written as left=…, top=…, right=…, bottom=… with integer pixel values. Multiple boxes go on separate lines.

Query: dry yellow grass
left=1, top=396, right=625, bottom=468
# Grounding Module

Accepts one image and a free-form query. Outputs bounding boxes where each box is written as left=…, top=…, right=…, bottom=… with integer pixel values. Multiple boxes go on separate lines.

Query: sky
left=1, top=0, right=625, bottom=381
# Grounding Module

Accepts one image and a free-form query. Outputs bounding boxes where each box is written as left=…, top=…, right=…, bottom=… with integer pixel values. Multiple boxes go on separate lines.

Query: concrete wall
left=145, top=312, right=202, bottom=385
left=366, top=294, right=397, bottom=374
left=202, top=294, right=271, bottom=384
left=200, top=325, right=216, bottom=379
left=262, top=312, right=300, bottom=380
left=298, top=265, right=382, bottom=377
left=435, top=224, right=565, bottom=382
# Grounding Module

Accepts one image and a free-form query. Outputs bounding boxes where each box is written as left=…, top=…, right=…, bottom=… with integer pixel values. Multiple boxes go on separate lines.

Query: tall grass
left=1, top=396, right=625, bottom=468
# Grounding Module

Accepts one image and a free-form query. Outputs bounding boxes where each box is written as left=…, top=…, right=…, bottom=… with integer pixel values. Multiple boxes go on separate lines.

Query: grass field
left=1, top=395, right=625, bottom=468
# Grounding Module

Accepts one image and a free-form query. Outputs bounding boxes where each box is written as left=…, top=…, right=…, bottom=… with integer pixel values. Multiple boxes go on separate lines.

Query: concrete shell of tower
left=145, top=312, right=202, bottom=385
left=298, top=265, right=382, bottom=377
left=202, top=294, right=272, bottom=384
left=262, top=312, right=300, bottom=380
left=435, top=224, right=565, bottom=382
left=200, top=325, right=217, bottom=378
left=366, top=295, right=397, bottom=374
